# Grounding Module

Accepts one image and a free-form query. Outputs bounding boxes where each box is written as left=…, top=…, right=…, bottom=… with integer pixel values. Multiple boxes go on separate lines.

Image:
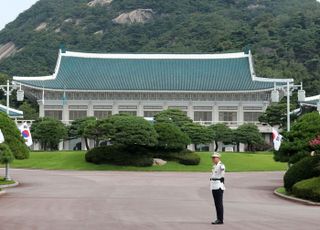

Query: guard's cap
left=211, top=152, right=221, bottom=158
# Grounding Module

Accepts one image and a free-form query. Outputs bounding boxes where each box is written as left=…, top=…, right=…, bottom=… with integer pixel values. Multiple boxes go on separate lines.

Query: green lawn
left=0, top=151, right=288, bottom=172
left=0, top=177, right=16, bottom=185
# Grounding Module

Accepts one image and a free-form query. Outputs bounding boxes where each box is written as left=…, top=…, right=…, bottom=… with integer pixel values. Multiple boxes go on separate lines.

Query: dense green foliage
left=0, top=143, right=14, bottom=164
left=209, top=123, right=233, bottom=151
left=68, top=117, right=97, bottom=149
left=0, top=0, right=320, bottom=95
left=233, top=123, right=265, bottom=152
left=283, top=155, right=320, bottom=191
left=181, top=122, right=213, bottom=146
left=275, top=112, right=320, bottom=163
left=31, top=117, right=67, bottom=150
left=154, top=109, right=193, bottom=128
left=85, top=145, right=154, bottom=167
left=107, top=114, right=158, bottom=146
left=0, top=112, right=29, bottom=159
left=154, top=122, right=191, bottom=151
left=292, top=177, right=320, bottom=202
left=0, top=143, right=14, bottom=180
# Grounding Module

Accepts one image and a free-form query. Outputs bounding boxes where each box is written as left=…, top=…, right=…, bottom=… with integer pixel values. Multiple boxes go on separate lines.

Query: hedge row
left=85, top=145, right=153, bottom=167
left=292, top=177, right=320, bottom=202
left=86, top=145, right=201, bottom=167
left=153, top=149, right=200, bottom=165
left=283, top=155, right=320, bottom=191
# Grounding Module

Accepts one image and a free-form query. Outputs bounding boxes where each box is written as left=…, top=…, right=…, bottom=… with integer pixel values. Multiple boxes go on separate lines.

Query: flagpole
left=287, top=81, right=290, bottom=132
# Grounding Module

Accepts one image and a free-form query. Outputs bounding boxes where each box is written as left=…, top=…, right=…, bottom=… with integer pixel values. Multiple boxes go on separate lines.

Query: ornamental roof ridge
left=62, top=50, right=249, bottom=60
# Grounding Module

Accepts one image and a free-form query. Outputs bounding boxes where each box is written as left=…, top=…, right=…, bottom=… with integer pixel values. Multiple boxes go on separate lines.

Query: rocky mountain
left=0, top=0, right=320, bottom=95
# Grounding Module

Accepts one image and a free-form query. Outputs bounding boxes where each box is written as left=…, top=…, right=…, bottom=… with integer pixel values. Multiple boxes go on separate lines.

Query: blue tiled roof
left=14, top=51, right=285, bottom=92
left=0, top=105, right=23, bottom=118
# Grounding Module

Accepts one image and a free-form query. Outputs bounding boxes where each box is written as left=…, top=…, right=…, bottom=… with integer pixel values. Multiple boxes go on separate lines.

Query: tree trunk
left=85, top=138, right=90, bottom=150
left=215, top=140, right=219, bottom=151
left=5, top=163, right=11, bottom=181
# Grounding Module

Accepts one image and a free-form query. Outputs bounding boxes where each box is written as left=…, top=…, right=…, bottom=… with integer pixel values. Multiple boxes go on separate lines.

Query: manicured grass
left=276, top=187, right=289, bottom=195
left=0, top=177, right=15, bottom=185
left=0, top=151, right=288, bottom=172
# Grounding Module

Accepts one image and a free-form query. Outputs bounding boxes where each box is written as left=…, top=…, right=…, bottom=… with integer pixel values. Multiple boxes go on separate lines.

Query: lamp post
left=285, top=82, right=305, bottom=132
left=272, top=81, right=304, bottom=132
left=0, top=80, right=24, bottom=115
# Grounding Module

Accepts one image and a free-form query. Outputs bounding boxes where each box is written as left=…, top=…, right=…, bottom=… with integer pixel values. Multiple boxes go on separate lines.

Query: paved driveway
left=0, top=170, right=319, bottom=230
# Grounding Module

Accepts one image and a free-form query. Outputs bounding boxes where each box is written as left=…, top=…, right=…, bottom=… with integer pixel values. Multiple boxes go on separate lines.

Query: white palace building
left=13, top=49, right=293, bottom=151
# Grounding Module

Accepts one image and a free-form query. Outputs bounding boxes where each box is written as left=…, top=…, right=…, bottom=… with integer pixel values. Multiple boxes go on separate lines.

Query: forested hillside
left=0, top=0, right=320, bottom=95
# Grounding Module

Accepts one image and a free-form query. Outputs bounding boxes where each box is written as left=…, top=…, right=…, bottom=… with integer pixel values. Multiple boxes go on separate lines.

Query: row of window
left=44, top=110, right=262, bottom=122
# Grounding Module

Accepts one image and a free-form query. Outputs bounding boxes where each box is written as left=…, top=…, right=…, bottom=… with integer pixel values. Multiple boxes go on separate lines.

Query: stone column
left=213, top=102, right=219, bottom=124
left=112, top=101, right=118, bottom=115
left=38, top=101, right=44, bottom=117
left=88, top=101, right=94, bottom=117
left=238, top=102, right=244, bottom=126
left=137, top=102, right=143, bottom=117
left=62, top=104, right=69, bottom=125
left=188, top=101, right=194, bottom=120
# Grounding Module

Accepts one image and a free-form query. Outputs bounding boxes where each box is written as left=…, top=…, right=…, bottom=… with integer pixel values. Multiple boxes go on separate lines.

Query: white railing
left=193, top=121, right=273, bottom=132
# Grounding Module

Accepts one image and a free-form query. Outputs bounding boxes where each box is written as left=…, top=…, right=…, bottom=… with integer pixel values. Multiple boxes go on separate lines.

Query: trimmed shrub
left=0, top=112, right=29, bottom=159
left=176, top=152, right=201, bottom=165
left=275, top=112, right=320, bottom=163
left=284, top=155, right=320, bottom=191
left=85, top=145, right=153, bottom=167
left=154, top=122, right=190, bottom=151
left=0, top=143, right=14, bottom=164
left=152, top=149, right=200, bottom=165
left=292, top=177, right=320, bottom=202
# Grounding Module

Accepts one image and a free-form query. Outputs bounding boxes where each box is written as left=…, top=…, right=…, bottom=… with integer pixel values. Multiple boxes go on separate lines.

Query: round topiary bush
left=284, top=155, right=320, bottom=191
left=292, top=177, right=320, bottom=202
left=85, top=145, right=153, bottom=167
left=0, top=112, right=29, bottom=159
left=177, top=152, right=201, bottom=165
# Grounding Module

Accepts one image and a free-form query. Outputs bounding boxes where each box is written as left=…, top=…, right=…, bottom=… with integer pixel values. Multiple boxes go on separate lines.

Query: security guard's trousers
left=212, top=189, right=224, bottom=222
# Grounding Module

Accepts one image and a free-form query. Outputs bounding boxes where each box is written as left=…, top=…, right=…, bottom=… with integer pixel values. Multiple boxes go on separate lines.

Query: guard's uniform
left=210, top=161, right=225, bottom=223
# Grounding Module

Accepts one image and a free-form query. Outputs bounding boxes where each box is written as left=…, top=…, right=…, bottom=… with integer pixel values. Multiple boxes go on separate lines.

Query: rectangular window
left=119, top=111, right=137, bottom=116
left=68, top=105, right=88, bottom=110
left=93, top=105, right=112, bottom=110
left=69, top=110, right=87, bottom=120
left=194, top=111, right=212, bottom=121
left=144, top=111, right=160, bottom=117
left=243, top=106, right=263, bottom=111
left=219, top=112, right=237, bottom=122
left=44, top=105, right=63, bottom=110
left=193, top=106, right=213, bottom=110
left=244, top=112, right=263, bottom=122
left=94, top=111, right=112, bottom=119
left=168, top=106, right=188, bottom=110
left=44, top=110, right=62, bottom=120
left=118, top=105, right=137, bottom=110
left=143, top=106, right=163, bottom=110
left=218, top=106, right=238, bottom=111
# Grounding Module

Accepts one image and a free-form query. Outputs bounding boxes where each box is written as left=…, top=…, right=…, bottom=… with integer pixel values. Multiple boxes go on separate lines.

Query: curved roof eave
left=13, top=82, right=275, bottom=94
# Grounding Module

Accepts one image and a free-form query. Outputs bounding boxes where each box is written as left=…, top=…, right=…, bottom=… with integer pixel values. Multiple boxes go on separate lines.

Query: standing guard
left=210, top=152, right=225, bottom=225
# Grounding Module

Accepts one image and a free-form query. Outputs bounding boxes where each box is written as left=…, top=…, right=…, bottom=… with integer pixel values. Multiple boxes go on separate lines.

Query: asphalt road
left=0, top=170, right=319, bottom=230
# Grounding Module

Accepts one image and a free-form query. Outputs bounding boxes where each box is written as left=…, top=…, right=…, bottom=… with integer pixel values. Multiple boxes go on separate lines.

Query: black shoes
left=211, top=220, right=224, bottom=225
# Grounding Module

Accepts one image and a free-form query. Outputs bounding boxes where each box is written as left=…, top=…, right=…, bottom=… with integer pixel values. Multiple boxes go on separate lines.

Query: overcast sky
left=0, top=0, right=39, bottom=30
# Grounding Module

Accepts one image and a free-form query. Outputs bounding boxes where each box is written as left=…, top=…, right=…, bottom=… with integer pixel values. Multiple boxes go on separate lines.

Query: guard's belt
left=210, top=178, right=224, bottom=183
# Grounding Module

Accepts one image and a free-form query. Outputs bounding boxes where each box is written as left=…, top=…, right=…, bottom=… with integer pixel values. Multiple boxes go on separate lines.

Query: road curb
left=274, top=189, right=320, bottom=206
left=0, top=190, right=6, bottom=196
left=0, top=181, right=19, bottom=189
